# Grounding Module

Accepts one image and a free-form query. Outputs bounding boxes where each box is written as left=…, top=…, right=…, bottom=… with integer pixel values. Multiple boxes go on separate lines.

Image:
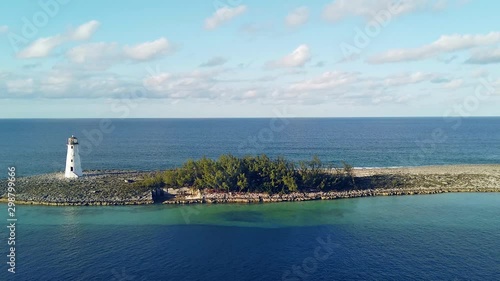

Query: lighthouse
left=65, top=135, right=83, bottom=178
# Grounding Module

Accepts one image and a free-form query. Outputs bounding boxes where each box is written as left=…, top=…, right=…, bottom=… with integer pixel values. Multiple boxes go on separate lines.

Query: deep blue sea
left=0, top=118, right=499, bottom=280
left=0, top=118, right=499, bottom=177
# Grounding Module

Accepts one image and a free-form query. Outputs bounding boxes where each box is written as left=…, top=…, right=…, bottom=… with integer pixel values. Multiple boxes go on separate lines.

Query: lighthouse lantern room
left=65, top=135, right=83, bottom=178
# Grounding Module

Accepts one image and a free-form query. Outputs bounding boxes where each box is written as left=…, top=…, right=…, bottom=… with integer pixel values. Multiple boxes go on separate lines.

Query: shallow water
left=3, top=193, right=499, bottom=280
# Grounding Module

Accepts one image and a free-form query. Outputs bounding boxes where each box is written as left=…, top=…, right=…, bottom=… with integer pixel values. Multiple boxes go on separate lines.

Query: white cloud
left=65, top=38, right=173, bottom=70
left=123, top=38, right=171, bottom=61
left=466, top=48, right=500, bottom=64
left=368, top=32, right=500, bottom=64
left=143, top=73, right=173, bottom=90
left=17, top=20, right=100, bottom=59
left=283, top=71, right=448, bottom=106
left=69, top=20, right=101, bottom=40
left=143, top=71, right=214, bottom=98
left=289, top=71, right=358, bottom=91
left=285, top=7, right=309, bottom=27
left=0, top=25, right=8, bottom=33
left=383, top=72, right=436, bottom=86
left=17, top=36, right=65, bottom=59
left=6, top=79, right=34, bottom=93
left=322, top=0, right=472, bottom=23
left=267, top=44, right=311, bottom=68
left=205, top=5, right=247, bottom=30
left=323, top=0, right=431, bottom=22
left=142, top=69, right=254, bottom=100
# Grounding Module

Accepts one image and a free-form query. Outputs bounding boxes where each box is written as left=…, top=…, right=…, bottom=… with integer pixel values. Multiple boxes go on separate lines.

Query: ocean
left=1, top=118, right=499, bottom=177
left=4, top=194, right=500, bottom=280
left=1, top=118, right=499, bottom=280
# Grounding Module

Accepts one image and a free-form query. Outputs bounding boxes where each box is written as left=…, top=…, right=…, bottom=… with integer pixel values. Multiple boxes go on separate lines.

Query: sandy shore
left=354, top=164, right=500, bottom=176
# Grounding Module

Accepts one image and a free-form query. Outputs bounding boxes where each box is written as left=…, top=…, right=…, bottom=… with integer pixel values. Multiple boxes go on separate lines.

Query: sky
left=0, top=0, right=499, bottom=118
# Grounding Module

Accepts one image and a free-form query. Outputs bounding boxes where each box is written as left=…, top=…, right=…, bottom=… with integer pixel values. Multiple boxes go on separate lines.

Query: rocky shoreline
left=1, top=165, right=499, bottom=206
left=0, top=170, right=155, bottom=206
left=164, top=186, right=498, bottom=204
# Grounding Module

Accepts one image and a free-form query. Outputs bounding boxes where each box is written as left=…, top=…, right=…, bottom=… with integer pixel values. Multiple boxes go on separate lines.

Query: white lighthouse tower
left=65, top=135, right=83, bottom=178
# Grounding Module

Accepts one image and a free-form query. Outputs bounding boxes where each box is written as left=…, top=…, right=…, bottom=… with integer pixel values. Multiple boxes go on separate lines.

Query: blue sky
left=1, top=0, right=499, bottom=118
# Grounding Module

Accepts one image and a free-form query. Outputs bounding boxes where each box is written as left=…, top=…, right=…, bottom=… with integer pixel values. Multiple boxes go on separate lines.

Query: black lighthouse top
left=68, top=135, right=79, bottom=145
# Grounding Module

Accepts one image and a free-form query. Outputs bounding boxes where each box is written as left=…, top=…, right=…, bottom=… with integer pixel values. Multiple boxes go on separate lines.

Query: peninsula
left=1, top=155, right=499, bottom=206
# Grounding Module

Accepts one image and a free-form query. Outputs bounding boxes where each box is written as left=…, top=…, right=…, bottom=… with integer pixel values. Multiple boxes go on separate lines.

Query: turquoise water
left=3, top=193, right=499, bottom=280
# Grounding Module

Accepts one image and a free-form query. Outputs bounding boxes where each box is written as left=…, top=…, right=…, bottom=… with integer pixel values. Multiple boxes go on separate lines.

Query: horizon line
left=1, top=116, right=500, bottom=119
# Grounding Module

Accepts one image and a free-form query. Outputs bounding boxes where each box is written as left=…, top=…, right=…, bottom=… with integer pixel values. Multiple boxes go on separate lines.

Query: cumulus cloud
left=65, top=38, right=174, bottom=70
left=17, top=20, right=100, bottom=59
left=17, top=36, right=66, bottom=59
left=69, top=20, right=100, bottom=40
left=323, top=0, right=468, bottom=22
left=123, top=38, right=172, bottom=61
left=323, top=0, right=432, bottom=22
left=2, top=65, right=466, bottom=106
left=3, top=70, right=137, bottom=99
left=289, top=71, right=358, bottom=91
left=368, top=32, right=500, bottom=64
left=205, top=5, right=247, bottom=30
left=141, top=69, right=263, bottom=101
left=0, top=25, right=8, bottom=33
left=383, top=72, right=436, bottom=86
left=200, top=56, right=228, bottom=67
left=285, top=7, right=309, bottom=27
left=465, top=48, right=500, bottom=64
left=283, top=71, right=449, bottom=106
left=143, top=70, right=220, bottom=99
left=267, top=44, right=311, bottom=68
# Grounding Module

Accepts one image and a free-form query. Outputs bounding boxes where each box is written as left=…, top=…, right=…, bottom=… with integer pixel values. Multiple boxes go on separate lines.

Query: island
left=1, top=155, right=499, bottom=206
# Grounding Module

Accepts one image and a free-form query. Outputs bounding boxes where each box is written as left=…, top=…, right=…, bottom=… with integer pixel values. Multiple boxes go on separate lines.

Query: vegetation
left=138, top=155, right=356, bottom=194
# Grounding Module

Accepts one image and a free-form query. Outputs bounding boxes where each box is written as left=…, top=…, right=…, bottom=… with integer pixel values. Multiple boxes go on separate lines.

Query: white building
left=65, top=135, right=83, bottom=178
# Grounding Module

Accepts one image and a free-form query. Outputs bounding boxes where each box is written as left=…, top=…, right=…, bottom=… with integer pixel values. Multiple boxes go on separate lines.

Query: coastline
left=167, top=164, right=500, bottom=204
left=1, top=165, right=499, bottom=206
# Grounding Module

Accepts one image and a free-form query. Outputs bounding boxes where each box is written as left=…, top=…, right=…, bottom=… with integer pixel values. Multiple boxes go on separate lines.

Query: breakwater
left=2, top=165, right=499, bottom=206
